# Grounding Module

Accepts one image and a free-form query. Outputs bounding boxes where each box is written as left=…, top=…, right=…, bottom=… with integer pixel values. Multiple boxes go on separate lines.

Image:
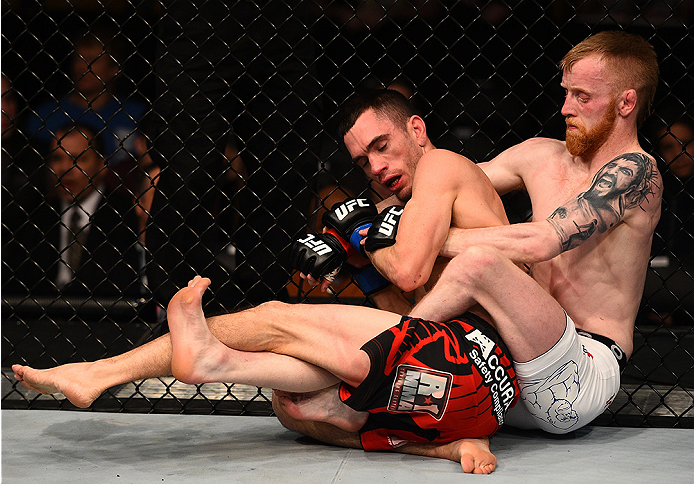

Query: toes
left=473, top=463, right=495, bottom=475
left=188, top=276, right=201, bottom=287
left=461, top=454, right=475, bottom=473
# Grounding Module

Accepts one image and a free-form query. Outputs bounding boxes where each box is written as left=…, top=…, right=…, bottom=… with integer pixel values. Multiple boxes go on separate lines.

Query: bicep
left=380, top=163, right=458, bottom=283
left=401, top=159, right=460, bottom=252
left=479, top=158, right=523, bottom=196
left=546, top=153, right=661, bottom=252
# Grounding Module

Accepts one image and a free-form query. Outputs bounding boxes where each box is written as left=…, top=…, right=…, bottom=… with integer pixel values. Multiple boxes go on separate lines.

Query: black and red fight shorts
left=339, top=313, right=519, bottom=451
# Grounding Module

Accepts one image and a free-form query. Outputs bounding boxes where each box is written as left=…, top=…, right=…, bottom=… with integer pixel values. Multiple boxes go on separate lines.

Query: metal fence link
left=2, top=1, right=692, bottom=424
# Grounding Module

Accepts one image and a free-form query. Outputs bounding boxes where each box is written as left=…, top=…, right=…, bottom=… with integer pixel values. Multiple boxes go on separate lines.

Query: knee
left=444, top=245, right=505, bottom=287
left=255, top=300, right=289, bottom=315
left=246, top=300, right=296, bottom=347
left=248, top=300, right=292, bottom=326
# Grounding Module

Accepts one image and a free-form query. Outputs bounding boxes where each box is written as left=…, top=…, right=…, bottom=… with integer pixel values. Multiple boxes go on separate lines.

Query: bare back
left=493, top=138, right=662, bottom=356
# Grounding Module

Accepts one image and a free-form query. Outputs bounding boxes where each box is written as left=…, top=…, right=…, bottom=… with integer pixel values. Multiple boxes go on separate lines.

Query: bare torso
left=513, top=138, right=662, bottom=357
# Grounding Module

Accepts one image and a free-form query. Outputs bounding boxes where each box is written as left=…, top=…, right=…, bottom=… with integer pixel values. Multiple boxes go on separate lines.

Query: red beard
left=565, top=105, right=617, bottom=157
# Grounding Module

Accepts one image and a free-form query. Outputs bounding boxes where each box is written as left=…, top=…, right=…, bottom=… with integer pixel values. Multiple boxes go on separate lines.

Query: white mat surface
left=2, top=410, right=692, bottom=483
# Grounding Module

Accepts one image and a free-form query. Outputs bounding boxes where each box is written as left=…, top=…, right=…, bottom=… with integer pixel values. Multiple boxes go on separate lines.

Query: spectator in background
left=644, top=115, right=694, bottom=325
left=2, top=122, right=141, bottom=298
left=144, top=1, right=323, bottom=315
left=23, top=27, right=147, bottom=195
left=1, top=74, right=17, bottom=139
left=653, top=116, right=694, bottom=258
left=2, top=73, right=49, bottom=292
left=2, top=74, right=46, bottom=212
left=132, top=133, right=160, bottom=242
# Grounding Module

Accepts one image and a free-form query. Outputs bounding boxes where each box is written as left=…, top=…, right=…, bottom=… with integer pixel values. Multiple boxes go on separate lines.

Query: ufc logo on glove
left=296, top=234, right=334, bottom=255
left=334, top=198, right=372, bottom=220
left=377, top=207, right=404, bottom=236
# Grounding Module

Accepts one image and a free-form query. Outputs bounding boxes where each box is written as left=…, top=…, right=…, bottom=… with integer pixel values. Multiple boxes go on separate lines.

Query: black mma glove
left=321, top=198, right=392, bottom=295
left=289, top=233, right=348, bottom=281
left=364, top=205, right=405, bottom=252
left=322, top=197, right=378, bottom=256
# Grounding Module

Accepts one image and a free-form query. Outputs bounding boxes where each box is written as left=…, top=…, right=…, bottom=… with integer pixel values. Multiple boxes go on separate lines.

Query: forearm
left=369, top=243, right=438, bottom=293
left=440, top=222, right=561, bottom=263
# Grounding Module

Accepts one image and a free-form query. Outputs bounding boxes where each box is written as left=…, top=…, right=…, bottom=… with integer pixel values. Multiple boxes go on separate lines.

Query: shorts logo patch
left=388, top=365, right=452, bottom=420
left=521, top=360, right=580, bottom=431
left=465, top=329, right=495, bottom=358
left=386, top=435, right=409, bottom=449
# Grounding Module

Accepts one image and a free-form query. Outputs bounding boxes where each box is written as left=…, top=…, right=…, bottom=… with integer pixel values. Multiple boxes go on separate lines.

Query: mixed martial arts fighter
left=280, top=30, right=662, bottom=438
left=13, top=89, right=517, bottom=473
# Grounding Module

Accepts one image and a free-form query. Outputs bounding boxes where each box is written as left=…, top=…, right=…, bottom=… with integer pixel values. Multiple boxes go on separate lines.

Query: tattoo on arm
left=547, top=153, right=659, bottom=252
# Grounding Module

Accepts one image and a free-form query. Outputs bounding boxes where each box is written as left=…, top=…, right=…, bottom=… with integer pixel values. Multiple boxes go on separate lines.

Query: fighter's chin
left=565, top=143, right=582, bottom=157
left=394, top=187, right=412, bottom=203
left=566, top=142, right=602, bottom=158
left=565, top=134, right=589, bottom=157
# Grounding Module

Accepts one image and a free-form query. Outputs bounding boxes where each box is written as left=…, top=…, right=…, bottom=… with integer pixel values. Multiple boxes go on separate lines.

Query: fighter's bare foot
left=404, top=437, right=496, bottom=474
left=12, top=362, right=104, bottom=408
left=458, top=437, right=496, bottom=474
left=168, top=276, right=239, bottom=384
left=274, top=387, right=368, bottom=432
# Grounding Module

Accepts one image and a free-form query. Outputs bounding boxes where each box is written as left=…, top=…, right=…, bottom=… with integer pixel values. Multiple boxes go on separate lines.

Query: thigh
left=429, top=248, right=568, bottom=363
left=227, top=302, right=403, bottom=386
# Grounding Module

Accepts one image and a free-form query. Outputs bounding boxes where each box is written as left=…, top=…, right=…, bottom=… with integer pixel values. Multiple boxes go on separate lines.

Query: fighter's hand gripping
left=289, top=233, right=348, bottom=282
left=321, top=198, right=393, bottom=295
left=322, top=197, right=378, bottom=256
left=364, top=205, right=404, bottom=252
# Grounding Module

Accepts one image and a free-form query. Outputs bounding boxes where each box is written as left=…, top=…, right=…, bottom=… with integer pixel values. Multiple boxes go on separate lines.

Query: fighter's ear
left=617, top=89, right=637, bottom=118
left=409, top=115, right=427, bottom=146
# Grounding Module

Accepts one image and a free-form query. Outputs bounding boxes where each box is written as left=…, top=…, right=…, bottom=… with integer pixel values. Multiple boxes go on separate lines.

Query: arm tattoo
left=547, top=152, right=659, bottom=252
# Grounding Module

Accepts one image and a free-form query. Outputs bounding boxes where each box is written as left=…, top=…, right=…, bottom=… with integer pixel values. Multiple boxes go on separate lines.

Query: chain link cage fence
left=2, top=0, right=692, bottom=425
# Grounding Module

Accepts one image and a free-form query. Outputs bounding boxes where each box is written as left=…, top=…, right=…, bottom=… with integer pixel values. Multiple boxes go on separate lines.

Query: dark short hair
left=72, top=23, right=125, bottom=65
left=338, top=89, right=419, bottom=139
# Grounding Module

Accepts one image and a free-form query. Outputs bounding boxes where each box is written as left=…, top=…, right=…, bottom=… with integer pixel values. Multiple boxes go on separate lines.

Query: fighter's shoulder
left=509, top=137, right=565, bottom=156
left=419, top=148, right=479, bottom=173
left=607, top=150, right=661, bottom=185
left=480, top=138, right=562, bottom=181
left=612, top=151, right=663, bottom=207
left=610, top=150, right=659, bottom=170
left=414, top=149, right=481, bottom=191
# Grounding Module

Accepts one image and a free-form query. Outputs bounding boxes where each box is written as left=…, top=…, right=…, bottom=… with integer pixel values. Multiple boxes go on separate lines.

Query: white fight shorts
left=503, top=314, right=623, bottom=434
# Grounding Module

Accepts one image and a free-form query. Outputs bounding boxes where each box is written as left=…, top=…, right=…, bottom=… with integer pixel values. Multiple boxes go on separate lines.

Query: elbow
left=389, top=266, right=429, bottom=293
